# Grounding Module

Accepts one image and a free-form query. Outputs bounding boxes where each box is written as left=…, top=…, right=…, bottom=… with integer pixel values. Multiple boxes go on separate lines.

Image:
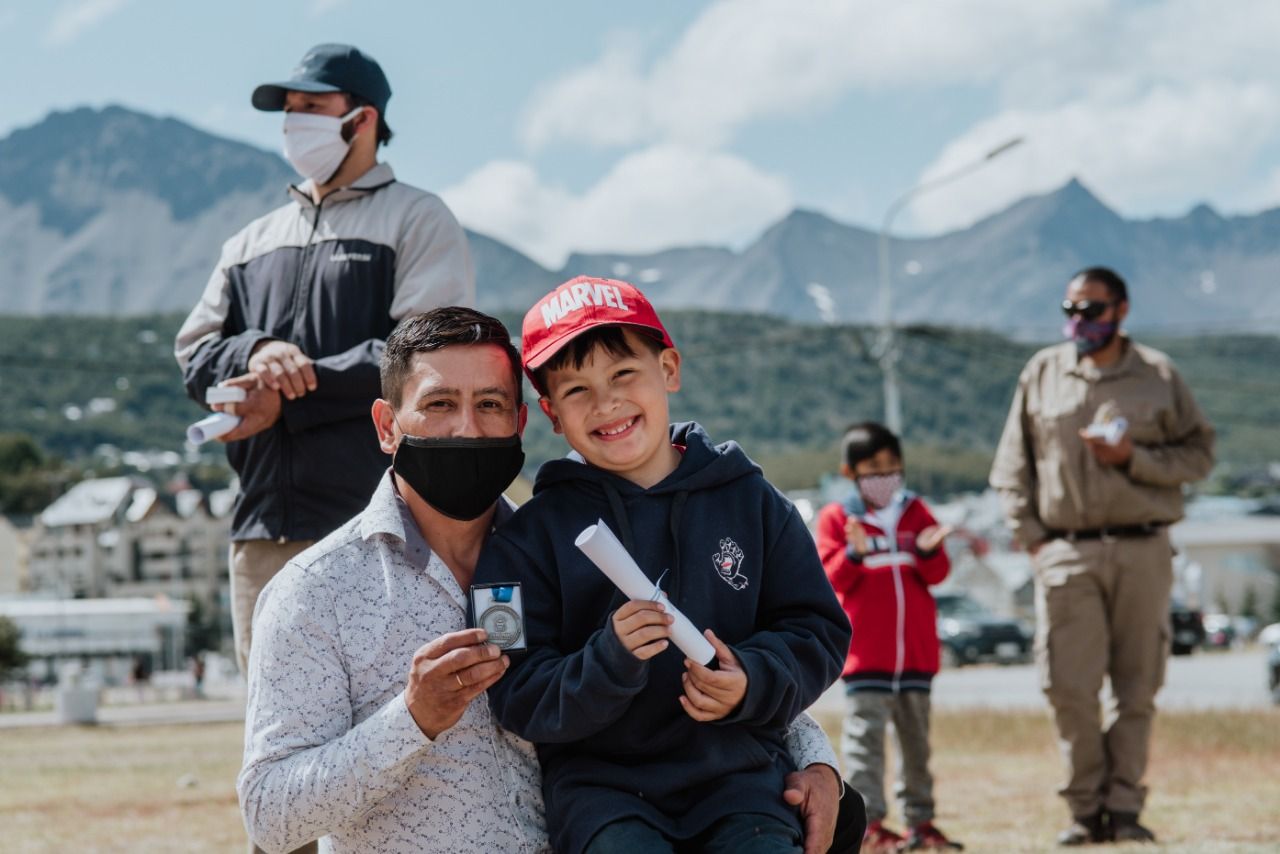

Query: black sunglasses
left=1061, top=299, right=1115, bottom=320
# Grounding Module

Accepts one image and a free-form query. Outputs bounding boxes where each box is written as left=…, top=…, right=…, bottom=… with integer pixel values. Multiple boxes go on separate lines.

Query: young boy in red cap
left=474, top=277, right=851, bottom=854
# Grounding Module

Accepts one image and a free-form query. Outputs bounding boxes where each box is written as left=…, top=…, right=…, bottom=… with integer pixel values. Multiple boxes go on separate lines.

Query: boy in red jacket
left=816, top=422, right=963, bottom=853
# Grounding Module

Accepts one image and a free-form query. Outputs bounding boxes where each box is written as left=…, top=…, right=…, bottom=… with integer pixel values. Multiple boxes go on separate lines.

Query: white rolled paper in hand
left=575, top=519, right=716, bottom=665
left=186, top=412, right=241, bottom=445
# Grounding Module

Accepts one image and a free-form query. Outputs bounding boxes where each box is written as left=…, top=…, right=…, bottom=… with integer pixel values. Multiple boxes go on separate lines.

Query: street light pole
left=876, top=136, right=1024, bottom=435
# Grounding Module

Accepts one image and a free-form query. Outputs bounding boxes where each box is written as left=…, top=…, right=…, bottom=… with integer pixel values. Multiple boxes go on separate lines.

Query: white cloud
left=441, top=146, right=792, bottom=268
left=501, top=0, right=1280, bottom=257
left=44, top=0, right=128, bottom=47
left=907, top=81, right=1280, bottom=233
left=521, top=0, right=1104, bottom=150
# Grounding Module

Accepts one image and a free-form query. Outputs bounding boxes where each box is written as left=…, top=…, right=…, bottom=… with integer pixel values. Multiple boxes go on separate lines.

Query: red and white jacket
left=817, top=490, right=950, bottom=691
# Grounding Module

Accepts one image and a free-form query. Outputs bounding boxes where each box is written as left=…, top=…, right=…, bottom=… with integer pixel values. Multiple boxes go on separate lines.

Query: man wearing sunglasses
left=989, top=267, right=1214, bottom=847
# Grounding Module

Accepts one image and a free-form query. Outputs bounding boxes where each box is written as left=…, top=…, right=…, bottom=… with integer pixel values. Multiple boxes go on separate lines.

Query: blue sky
left=4, top=0, right=1280, bottom=267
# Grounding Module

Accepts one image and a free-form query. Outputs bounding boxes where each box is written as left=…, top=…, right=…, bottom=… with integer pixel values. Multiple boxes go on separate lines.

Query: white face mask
left=281, top=107, right=363, bottom=184
left=857, top=471, right=903, bottom=510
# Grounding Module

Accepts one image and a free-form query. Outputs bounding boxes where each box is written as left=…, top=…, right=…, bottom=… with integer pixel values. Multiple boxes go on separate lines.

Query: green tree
left=0, top=615, right=29, bottom=681
left=1269, top=581, right=1280, bottom=625
left=0, top=433, right=72, bottom=515
left=184, top=596, right=222, bottom=658
left=1240, top=584, right=1260, bottom=621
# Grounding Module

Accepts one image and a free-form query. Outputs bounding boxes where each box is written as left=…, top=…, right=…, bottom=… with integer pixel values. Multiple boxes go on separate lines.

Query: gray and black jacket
left=175, top=163, right=474, bottom=542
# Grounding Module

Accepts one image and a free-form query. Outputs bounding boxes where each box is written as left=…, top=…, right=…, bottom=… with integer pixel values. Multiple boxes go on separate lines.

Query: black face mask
left=393, top=434, right=525, bottom=521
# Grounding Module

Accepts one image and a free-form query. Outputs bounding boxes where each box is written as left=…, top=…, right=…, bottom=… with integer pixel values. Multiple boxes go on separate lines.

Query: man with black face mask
left=237, top=307, right=852, bottom=854
left=990, top=267, right=1214, bottom=847
left=174, top=43, right=474, bottom=693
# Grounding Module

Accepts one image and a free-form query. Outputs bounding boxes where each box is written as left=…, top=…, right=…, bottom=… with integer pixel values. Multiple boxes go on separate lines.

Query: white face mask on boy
left=281, top=107, right=363, bottom=184
left=857, top=471, right=903, bottom=510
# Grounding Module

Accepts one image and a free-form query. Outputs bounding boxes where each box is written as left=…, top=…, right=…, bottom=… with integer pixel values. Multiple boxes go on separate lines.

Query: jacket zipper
left=884, top=506, right=907, bottom=692
left=279, top=195, right=326, bottom=539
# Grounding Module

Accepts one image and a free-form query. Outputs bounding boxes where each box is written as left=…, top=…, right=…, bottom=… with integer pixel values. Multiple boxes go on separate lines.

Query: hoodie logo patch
left=713, top=538, right=748, bottom=591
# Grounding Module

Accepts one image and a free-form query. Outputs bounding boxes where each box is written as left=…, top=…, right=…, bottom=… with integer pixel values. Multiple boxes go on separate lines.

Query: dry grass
left=3, top=710, right=1278, bottom=852
left=2, top=722, right=245, bottom=853
left=811, top=708, right=1280, bottom=853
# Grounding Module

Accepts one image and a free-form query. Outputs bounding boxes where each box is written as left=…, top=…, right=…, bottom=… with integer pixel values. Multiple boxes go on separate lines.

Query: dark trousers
left=585, top=813, right=802, bottom=854
left=829, top=787, right=868, bottom=853
left=583, top=792, right=867, bottom=854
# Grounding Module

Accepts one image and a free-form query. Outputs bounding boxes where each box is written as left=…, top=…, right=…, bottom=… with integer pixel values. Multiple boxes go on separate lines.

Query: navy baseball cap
left=252, top=44, right=391, bottom=115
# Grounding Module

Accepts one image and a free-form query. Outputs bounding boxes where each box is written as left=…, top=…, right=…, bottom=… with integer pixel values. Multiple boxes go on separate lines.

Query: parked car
left=1261, top=623, right=1280, bottom=705
left=1169, top=599, right=1205, bottom=656
left=935, top=593, right=1031, bottom=667
left=1270, top=645, right=1280, bottom=706
left=1201, top=613, right=1236, bottom=649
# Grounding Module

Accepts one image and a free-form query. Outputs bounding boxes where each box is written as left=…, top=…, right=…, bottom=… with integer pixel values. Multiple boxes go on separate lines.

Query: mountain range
left=2, top=105, right=1278, bottom=333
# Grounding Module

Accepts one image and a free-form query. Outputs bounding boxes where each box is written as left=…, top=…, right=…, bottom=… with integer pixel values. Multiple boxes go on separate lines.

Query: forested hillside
left=0, top=313, right=1275, bottom=495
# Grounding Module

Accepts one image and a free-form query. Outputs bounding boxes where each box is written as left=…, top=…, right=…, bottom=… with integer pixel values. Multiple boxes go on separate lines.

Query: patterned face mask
left=857, top=471, right=903, bottom=510
left=1063, top=316, right=1118, bottom=355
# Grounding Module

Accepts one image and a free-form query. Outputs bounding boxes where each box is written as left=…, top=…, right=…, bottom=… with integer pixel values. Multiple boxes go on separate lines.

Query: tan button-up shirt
left=990, top=338, right=1215, bottom=549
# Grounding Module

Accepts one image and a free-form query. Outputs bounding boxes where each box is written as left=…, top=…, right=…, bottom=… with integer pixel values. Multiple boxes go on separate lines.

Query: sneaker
left=1109, top=811, right=1156, bottom=843
left=863, top=819, right=907, bottom=853
left=906, top=821, right=964, bottom=850
left=1056, top=811, right=1109, bottom=846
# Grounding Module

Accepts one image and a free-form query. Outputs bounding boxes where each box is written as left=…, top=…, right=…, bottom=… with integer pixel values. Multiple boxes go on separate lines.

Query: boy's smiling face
left=540, top=328, right=682, bottom=489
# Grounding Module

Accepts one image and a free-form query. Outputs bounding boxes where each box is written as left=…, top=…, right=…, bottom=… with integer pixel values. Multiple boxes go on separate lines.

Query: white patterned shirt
left=238, top=471, right=838, bottom=854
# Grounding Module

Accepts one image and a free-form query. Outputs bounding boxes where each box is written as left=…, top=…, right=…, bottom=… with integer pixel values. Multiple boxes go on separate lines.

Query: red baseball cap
left=521, top=276, right=674, bottom=389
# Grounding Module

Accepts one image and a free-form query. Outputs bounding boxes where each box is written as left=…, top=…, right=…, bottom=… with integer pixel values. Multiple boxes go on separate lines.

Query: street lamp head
left=985, top=136, right=1025, bottom=161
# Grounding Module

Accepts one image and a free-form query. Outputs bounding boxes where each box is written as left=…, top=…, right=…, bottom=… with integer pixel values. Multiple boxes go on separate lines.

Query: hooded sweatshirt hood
left=533, top=421, right=760, bottom=562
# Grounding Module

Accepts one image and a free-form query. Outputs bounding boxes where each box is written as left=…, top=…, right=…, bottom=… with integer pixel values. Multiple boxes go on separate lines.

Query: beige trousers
left=1033, top=530, right=1173, bottom=818
left=229, top=539, right=316, bottom=675
left=230, top=539, right=318, bottom=854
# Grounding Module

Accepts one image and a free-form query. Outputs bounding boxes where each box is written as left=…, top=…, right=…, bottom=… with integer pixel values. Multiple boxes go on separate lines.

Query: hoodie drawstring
left=599, top=482, right=691, bottom=613
left=667, top=491, right=688, bottom=594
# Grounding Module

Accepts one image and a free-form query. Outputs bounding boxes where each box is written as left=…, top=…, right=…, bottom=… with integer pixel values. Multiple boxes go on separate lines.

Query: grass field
left=3, top=709, right=1278, bottom=853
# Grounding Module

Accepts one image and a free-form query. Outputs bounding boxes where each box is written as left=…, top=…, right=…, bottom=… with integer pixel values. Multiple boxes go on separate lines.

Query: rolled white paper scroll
left=575, top=519, right=716, bottom=665
left=186, top=412, right=241, bottom=444
left=205, top=386, right=248, bottom=405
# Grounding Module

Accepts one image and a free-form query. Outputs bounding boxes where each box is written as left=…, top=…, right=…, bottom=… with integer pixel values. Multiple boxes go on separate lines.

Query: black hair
left=841, top=421, right=903, bottom=470
left=346, top=93, right=393, bottom=146
left=381, top=307, right=521, bottom=408
left=532, top=325, right=666, bottom=394
left=1071, top=266, right=1128, bottom=303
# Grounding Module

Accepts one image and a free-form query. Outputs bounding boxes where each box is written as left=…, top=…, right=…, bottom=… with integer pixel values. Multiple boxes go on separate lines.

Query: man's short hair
left=1072, top=266, right=1128, bottom=303
left=531, top=325, right=666, bottom=394
left=346, top=93, right=393, bottom=146
left=381, top=307, right=522, bottom=408
left=841, top=421, right=903, bottom=470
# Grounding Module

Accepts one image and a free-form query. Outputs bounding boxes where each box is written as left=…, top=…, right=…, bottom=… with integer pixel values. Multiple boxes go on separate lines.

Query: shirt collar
left=359, top=469, right=408, bottom=543
left=1066, top=334, right=1136, bottom=381
left=359, top=468, right=519, bottom=550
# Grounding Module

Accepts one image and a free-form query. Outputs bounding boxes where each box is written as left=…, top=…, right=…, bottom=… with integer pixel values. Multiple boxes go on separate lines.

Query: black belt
left=1049, top=523, right=1165, bottom=542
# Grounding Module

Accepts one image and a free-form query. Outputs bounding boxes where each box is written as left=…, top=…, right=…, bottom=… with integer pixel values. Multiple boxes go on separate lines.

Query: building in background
left=0, top=516, right=29, bottom=595
left=0, top=597, right=189, bottom=683
left=24, top=477, right=234, bottom=634
left=1171, top=516, right=1280, bottom=615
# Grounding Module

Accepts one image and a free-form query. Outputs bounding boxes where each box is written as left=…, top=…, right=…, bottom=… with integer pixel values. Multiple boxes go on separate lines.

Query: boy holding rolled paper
left=474, top=276, right=851, bottom=854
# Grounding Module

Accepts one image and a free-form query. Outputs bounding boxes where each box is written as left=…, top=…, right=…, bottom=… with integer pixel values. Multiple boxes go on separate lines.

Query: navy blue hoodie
left=475, top=422, right=850, bottom=853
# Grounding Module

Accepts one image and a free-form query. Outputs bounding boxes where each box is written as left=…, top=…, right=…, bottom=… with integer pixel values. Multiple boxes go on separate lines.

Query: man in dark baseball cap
left=176, top=42, right=475, bottom=854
